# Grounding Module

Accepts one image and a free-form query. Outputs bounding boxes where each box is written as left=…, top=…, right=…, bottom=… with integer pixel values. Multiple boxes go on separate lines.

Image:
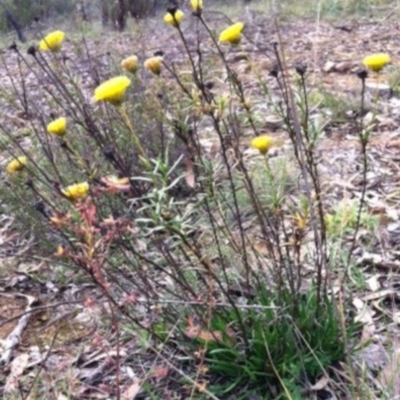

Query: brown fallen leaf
left=209, top=141, right=219, bottom=161
left=185, top=157, right=196, bottom=188
left=186, top=325, right=231, bottom=344
left=4, top=353, right=29, bottom=393
left=121, top=380, right=141, bottom=400
left=361, top=289, right=394, bottom=302
left=185, top=319, right=236, bottom=346
left=366, top=275, right=381, bottom=292
left=335, top=61, right=354, bottom=73
left=352, top=298, right=374, bottom=324
left=197, top=380, right=208, bottom=393
left=360, top=323, right=375, bottom=346
left=310, top=375, right=329, bottom=391
left=379, top=349, right=400, bottom=398
left=150, top=366, right=169, bottom=381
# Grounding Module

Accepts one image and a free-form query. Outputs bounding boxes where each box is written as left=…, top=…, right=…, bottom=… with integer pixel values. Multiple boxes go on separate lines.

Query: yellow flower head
left=144, top=56, right=163, bottom=75
left=62, top=182, right=89, bottom=201
left=121, top=55, right=139, bottom=74
left=251, top=135, right=274, bottom=155
left=6, top=156, right=27, bottom=174
left=47, top=117, right=67, bottom=137
left=94, top=76, right=131, bottom=106
left=190, top=0, right=203, bottom=13
left=164, top=9, right=184, bottom=27
left=219, top=22, right=244, bottom=45
left=363, top=53, right=391, bottom=73
left=39, top=30, right=65, bottom=52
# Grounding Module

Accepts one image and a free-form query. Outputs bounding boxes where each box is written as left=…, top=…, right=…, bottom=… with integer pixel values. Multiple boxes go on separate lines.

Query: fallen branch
left=0, top=294, right=36, bottom=365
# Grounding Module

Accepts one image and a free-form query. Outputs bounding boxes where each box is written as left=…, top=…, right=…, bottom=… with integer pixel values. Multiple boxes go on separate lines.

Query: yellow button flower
left=219, top=22, right=244, bottom=45
left=144, top=56, right=163, bottom=75
left=62, top=182, right=89, bottom=201
left=93, top=76, right=131, bottom=106
left=6, top=156, right=27, bottom=174
left=39, top=30, right=65, bottom=52
left=47, top=117, right=67, bottom=137
left=190, top=0, right=203, bottom=13
left=363, top=53, right=391, bottom=73
left=121, top=55, right=139, bottom=74
left=164, top=9, right=184, bottom=27
left=251, top=135, right=274, bottom=155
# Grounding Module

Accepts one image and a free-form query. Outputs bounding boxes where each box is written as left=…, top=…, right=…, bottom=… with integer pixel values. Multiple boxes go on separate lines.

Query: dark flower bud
left=357, top=68, right=368, bottom=81
left=27, top=45, right=37, bottom=56
left=34, top=201, right=47, bottom=216
left=295, top=63, right=307, bottom=77
left=269, top=63, right=280, bottom=78
left=166, top=6, right=178, bottom=17
left=103, top=148, right=115, bottom=161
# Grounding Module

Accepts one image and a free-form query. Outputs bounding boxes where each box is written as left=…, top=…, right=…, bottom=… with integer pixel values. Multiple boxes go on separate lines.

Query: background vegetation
left=0, top=0, right=398, bottom=38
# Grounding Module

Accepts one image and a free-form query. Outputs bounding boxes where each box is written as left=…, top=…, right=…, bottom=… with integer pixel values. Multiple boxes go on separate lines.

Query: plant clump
left=0, top=4, right=378, bottom=399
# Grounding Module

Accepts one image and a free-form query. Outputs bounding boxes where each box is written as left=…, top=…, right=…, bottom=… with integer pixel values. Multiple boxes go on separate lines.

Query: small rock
left=365, top=82, right=392, bottom=99
left=335, top=61, right=354, bottom=73
left=264, top=115, right=283, bottom=129
left=228, top=52, right=249, bottom=63
left=323, top=61, right=336, bottom=73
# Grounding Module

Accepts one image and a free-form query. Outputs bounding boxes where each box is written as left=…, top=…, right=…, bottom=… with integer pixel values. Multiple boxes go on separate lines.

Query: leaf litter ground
left=1, top=8, right=400, bottom=399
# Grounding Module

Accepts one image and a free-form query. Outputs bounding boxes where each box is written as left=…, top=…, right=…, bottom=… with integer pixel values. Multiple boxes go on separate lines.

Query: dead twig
left=0, top=293, right=36, bottom=365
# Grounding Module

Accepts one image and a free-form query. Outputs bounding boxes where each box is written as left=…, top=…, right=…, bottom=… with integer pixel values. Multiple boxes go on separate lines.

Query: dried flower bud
left=295, top=63, right=307, bottom=77
left=357, top=68, right=368, bottom=81
left=34, top=201, right=47, bottom=216
left=166, top=6, right=178, bottom=16
left=27, top=45, right=37, bottom=56
left=269, top=63, right=280, bottom=78
left=104, top=148, right=116, bottom=161
left=205, top=81, right=215, bottom=90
